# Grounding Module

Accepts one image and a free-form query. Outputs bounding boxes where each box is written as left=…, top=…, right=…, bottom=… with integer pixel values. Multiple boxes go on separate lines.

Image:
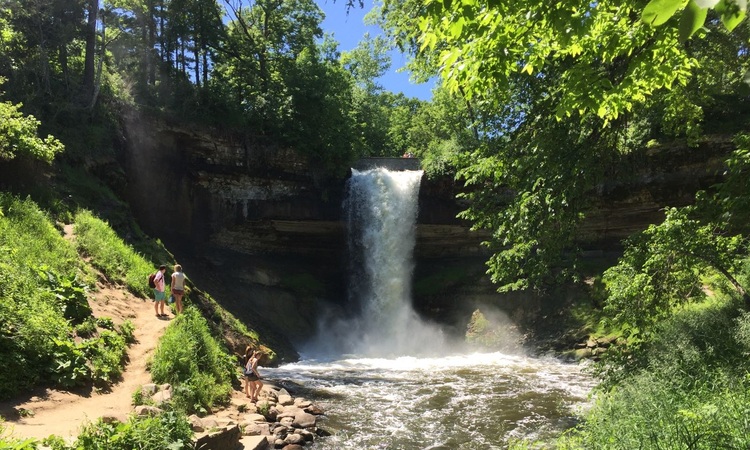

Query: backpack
left=148, top=273, right=157, bottom=289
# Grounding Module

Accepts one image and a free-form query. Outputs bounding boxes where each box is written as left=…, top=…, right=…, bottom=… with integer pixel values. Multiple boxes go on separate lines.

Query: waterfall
left=342, top=168, right=447, bottom=357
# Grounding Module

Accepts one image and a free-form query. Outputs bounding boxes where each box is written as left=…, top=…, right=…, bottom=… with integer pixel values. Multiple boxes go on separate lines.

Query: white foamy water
left=285, top=167, right=597, bottom=448
left=264, top=353, right=596, bottom=449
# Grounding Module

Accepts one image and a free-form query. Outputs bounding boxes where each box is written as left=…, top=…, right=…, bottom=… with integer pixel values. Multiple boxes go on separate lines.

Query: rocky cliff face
left=120, top=110, right=731, bottom=356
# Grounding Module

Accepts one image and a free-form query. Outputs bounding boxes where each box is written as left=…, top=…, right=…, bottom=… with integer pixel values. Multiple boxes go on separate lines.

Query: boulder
left=243, top=421, right=271, bottom=436
left=292, top=412, right=316, bottom=428
left=284, top=433, right=305, bottom=445
left=193, top=424, right=241, bottom=450
left=134, top=405, right=162, bottom=416
left=277, top=394, right=294, bottom=406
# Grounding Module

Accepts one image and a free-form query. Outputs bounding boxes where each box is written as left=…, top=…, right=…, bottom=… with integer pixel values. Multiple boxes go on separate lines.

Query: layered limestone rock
left=119, top=110, right=731, bottom=357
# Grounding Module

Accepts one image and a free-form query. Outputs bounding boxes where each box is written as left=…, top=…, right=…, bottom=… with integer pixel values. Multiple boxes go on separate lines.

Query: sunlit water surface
left=263, top=352, right=596, bottom=449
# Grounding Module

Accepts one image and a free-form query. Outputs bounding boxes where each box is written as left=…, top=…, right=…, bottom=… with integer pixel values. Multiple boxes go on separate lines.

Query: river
left=264, top=352, right=595, bottom=449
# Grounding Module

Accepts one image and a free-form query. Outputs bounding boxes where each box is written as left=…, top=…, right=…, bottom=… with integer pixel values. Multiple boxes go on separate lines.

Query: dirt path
left=0, top=282, right=172, bottom=440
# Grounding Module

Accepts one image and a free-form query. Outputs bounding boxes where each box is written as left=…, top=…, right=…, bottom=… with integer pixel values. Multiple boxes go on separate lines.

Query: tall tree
left=376, top=0, right=750, bottom=292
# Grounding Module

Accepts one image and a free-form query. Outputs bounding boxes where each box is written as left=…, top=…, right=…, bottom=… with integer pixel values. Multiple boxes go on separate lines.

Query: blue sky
left=316, top=0, right=435, bottom=101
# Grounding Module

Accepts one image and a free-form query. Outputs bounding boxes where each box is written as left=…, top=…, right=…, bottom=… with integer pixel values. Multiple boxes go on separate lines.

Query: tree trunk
left=147, top=0, right=156, bottom=86
left=87, top=12, right=106, bottom=111
left=202, top=51, right=208, bottom=86
left=59, top=43, right=69, bottom=88
left=194, top=45, right=200, bottom=88
left=82, top=0, right=98, bottom=98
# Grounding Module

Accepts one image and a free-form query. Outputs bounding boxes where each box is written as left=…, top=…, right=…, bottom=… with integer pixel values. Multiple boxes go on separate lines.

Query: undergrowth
left=149, top=308, right=235, bottom=415
left=73, top=209, right=155, bottom=297
left=551, top=295, right=750, bottom=449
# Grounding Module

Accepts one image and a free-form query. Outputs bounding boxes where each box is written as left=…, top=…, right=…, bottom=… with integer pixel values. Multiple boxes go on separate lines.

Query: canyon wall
left=119, top=109, right=730, bottom=356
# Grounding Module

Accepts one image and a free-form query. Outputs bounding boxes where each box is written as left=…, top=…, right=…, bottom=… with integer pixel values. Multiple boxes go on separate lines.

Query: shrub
left=118, top=320, right=136, bottom=344
left=557, top=299, right=750, bottom=449
left=72, top=411, right=193, bottom=450
left=49, top=338, right=91, bottom=388
left=38, top=268, right=92, bottom=324
left=81, top=330, right=128, bottom=384
left=75, top=317, right=98, bottom=338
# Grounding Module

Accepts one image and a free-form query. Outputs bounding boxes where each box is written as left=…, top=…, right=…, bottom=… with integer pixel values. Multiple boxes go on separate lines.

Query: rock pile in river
left=165, top=382, right=329, bottom=449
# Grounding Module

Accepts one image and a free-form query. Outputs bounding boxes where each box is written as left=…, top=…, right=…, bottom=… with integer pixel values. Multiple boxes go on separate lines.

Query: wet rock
left=304, top=404, right=324, bottom=415
left=293, top=397, right=312, bottom=408
left=292, top=412, right=316, bottom=428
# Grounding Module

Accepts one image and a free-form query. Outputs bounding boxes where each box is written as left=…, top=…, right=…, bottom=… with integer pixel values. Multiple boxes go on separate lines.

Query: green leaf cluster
left=553, top=302, right=750, bottom=449
left=643, top=0, right=747, bottom=41
left=0, top=97, right=64, bottom=163
left=603, top=207, right=744, bottom=339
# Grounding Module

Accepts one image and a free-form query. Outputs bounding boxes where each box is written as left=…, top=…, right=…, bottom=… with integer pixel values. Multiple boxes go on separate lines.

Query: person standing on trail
left=243, top=347, right=263, bottom=402
left=153, top=265, right=167, bottom=317
left=171, top=264, right=186, bottom=314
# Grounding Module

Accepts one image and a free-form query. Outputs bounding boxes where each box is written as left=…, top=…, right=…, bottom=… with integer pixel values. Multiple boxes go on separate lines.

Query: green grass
left=0, top=194, right=81, bottom=398
left=0, top=194, right=140, bottom=399
left=149, top=308, right=235, bottom=414
left=73, top=209, right=155, bottom=298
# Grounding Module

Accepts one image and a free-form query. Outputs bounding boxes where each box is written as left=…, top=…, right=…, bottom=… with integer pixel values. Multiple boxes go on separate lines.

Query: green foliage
left=256, top=401, right=271, bottom=417
left=49, top=338, right=90, bottom=388
left=382, top=0, right=695, bottom=123
left=603, top=207, right=745, bottom=344
left=80, top=330, right=128, bottom=385
left=0, top=94, right=64, bottom=163
left=118, top=320, right=136, bottom=344
left=378, top=0, right=750, bottom=294
left=150, top=308, right=234, bottom=414
left=643, top=0, right=747, bottom=41
left=75, top=317, right=98, bottom=338
left=705, top=134, right=750, bottom=230
left=0, top=194, right=141, bottom=398
left=38, top=268, right=92, bottom=324
left=70, top=412, right=193, bottom=450
left=558, top=301, right=750, bottom=449
left=131, top=386, right=146, bottom=407
left=49, top=325, right=133, bottom=388
left=0, top=194, right=79, bottom=398
left=73, top=210, right=154, bottom=298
